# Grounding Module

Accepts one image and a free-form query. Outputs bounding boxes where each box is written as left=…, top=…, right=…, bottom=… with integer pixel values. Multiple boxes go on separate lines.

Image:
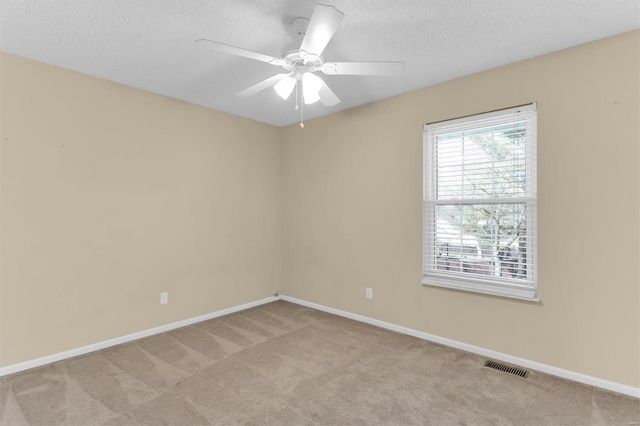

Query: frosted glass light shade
left=274, top=75, right=296, bottom=100
left=302, top=72, right=322, bottom=104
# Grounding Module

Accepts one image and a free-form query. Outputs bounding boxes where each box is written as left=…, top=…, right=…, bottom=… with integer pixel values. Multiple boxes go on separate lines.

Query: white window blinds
left=423, top=104, right=537, bottom=300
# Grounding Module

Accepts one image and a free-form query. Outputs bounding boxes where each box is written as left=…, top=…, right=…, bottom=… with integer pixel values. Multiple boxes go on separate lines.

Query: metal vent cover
left=483, top=360, right=529, bottom=378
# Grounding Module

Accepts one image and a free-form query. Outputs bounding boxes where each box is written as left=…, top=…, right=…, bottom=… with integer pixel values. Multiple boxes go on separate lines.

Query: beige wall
left=1, top=31, right=638, bottom=390
left=0, top=53, right=282, bottom=367
left=282, top=31, right=640, bottom=388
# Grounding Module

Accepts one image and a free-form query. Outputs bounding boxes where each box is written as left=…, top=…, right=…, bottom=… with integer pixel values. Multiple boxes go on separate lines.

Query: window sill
left=422, top=274, right=539, bottom=301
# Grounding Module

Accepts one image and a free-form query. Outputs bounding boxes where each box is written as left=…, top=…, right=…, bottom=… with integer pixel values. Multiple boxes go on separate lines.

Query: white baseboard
left=3, top=293, right=638, bottom=399
left=280, top=295, right=640, bottom=399
left=0, top=296, right=278, bottom=378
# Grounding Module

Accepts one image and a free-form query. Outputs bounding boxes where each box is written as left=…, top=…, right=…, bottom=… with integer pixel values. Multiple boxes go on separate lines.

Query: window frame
left=422, top=104, right=538, bottom=301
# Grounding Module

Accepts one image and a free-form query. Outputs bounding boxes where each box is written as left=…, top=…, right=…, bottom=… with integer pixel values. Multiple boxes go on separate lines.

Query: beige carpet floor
left=0, top=300, right=638, bottom=425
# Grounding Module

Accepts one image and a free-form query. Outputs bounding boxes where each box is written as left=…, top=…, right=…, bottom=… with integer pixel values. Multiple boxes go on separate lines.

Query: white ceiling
left=1, top=1, right=638, bottom=127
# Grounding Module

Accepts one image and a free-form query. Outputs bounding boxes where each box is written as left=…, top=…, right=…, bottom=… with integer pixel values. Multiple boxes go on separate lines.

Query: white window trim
left=422, top=103, right=538, bottom=301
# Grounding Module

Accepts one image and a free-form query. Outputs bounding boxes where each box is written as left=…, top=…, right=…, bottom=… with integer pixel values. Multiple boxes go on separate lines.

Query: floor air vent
left=483, top=360, right=529, bottom=378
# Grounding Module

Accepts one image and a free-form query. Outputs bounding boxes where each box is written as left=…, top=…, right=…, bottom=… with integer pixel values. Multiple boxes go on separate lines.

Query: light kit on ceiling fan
left=196, top=4, right=404, bottom=127
left=274, top=75, right=296, bottom=100
left=302, top=72, right=322, bottom=104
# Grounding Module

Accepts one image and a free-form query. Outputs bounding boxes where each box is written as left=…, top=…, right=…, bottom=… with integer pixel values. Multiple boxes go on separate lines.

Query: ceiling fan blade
left=299, top=5, right=345, bottom=59
left=196, top=39, right=283, bottom=65
left=237, top=74, right=288, bottom=97
left=322, top=61, right=405, bottom=76
left=318, top=78, right=340, bottom=107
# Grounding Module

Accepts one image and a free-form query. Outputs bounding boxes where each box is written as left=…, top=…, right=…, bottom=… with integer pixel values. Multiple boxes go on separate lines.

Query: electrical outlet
left=366, top=288, right=373, bottom=299
left=160, top=292, right=168, bottom=304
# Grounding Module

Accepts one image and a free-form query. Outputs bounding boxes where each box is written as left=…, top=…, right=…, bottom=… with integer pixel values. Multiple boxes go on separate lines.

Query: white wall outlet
left=160, top=292, right=168, bottom=304
left=366, top=288, right=373, bottom=299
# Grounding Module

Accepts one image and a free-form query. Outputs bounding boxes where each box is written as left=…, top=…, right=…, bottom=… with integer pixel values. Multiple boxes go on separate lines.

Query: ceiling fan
left=196, top=4, right=404, bottom=120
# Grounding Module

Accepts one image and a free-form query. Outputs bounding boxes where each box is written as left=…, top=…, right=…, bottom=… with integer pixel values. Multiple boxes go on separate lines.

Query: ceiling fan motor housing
left=282, top=50, right=324, bottom=79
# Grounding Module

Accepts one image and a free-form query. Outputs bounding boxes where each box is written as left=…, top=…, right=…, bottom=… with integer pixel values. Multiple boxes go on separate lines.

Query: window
left=423, top=104, right=537, bottom=300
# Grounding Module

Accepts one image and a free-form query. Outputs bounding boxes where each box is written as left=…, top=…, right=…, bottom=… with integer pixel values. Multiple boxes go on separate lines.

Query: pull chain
left=292, top=80, right=304, bottom=128
left=298, top=81, right=304, bottom=128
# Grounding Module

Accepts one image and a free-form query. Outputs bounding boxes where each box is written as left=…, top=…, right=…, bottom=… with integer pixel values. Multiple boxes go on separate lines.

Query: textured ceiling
left=1, top=0, right=638, bottom=126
